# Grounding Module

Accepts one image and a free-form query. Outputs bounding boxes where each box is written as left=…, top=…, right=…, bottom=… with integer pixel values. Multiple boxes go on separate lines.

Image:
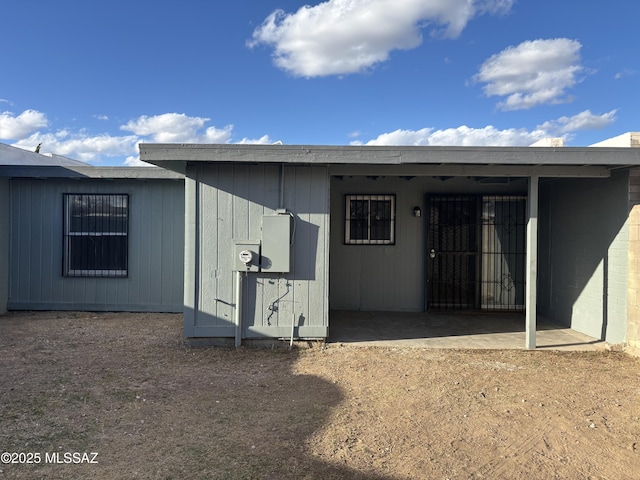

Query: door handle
left=429, top=249, right=436, bottom=259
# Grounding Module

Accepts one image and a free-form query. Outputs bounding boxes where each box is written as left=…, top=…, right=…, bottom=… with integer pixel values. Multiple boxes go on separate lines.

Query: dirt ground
left=0, top=311, right=639, bottom=480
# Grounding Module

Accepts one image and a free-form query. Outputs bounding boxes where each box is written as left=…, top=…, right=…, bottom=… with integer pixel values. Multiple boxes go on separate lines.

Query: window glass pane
left=370, top=200, right=390, bottom=220
left=370, top=200, right=391, bottom=240
left=370, top=219, right=391, bottom=240
left=349, top=199, right=368, bottom=240
left=349, top=219, right=369, bottom=240
left=349, top=199, right=366, bottom=219
left=69, top=195, right=128, bottom=233
left=68, top=236, right=128, bottom=272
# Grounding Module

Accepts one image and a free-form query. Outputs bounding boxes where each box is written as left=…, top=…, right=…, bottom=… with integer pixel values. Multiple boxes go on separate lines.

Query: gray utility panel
left=261, top=214, right=292, bottom=273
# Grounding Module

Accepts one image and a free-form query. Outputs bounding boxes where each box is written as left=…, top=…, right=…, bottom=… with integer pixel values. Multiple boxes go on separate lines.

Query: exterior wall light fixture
left=413, top=206, right=422, bottom=217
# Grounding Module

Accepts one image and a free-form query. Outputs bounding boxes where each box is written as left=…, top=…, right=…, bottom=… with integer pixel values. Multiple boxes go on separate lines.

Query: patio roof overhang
left=140, top=143, right=640, bottom=178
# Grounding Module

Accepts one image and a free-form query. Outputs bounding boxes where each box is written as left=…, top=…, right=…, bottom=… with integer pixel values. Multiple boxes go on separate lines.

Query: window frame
left=63, top=193, right=129, bottom=277
left=344, top=194, right=396, bottom=245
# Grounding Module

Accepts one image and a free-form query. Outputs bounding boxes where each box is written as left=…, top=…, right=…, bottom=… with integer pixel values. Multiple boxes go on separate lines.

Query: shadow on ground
left=0, top=311, right=394, bottom=479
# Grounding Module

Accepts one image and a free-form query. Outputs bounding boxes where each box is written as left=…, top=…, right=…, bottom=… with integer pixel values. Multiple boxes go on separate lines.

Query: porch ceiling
left=327, top=163, right=611, bottom=178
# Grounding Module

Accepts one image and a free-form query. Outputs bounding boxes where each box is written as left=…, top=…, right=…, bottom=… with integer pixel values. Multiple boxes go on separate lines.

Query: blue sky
left=1, top=0, right=638, bottom=166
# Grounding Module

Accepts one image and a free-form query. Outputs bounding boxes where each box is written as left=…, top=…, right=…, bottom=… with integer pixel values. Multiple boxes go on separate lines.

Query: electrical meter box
left=261, top=214, right=291, bottom=273
left=234, top=241, right=260, bottom=272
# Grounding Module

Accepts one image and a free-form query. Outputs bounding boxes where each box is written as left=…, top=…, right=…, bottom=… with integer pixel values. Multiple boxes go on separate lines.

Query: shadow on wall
left=190, top=164, right=327, bottom=334
left=538, top=173, right=629, bottom=343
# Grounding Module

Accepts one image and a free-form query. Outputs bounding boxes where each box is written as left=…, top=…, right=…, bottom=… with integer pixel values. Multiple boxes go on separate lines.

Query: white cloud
left=236, top=135, right=278, bottom=145
left=354, top=125, right=546, bottom=146
left=352, top=110, right=617, bottom=146
left=123, top=155, right=154, bottom=167
left=0, top=109, right=49, bottom=139
left=121, top=113, right=234, bottom=143
left=537, top=109, right=617, bottom=135
left=250, top=0, right=514, bottom=77
left=12, top=131, right=139, bottom=163
left=615, top=68, right=636, bottom=80
left=5, top=111, right=275, bottom=164
left=474, top=38, right=584, bottom=110
left=124, top=130, right=278, bottom=167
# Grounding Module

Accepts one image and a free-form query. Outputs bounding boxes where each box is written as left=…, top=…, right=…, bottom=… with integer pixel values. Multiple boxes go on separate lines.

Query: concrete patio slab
left=328, top=310, right=605, bottom=351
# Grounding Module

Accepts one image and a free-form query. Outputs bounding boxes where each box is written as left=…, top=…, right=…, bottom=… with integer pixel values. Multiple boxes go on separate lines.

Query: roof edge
left=0, top=165, right=184, bottom=179
left=139, top=143, right=640, bottom=167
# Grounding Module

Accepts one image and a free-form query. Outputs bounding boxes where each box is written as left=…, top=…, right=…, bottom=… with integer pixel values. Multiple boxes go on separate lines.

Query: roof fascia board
left=139, top=143, right=640, bottom=167
left=0, top=165, right=184, bottom=179
left=70, top=166, right=184, bottom=179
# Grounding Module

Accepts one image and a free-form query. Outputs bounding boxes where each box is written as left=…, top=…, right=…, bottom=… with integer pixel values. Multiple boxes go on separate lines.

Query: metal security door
left=427, top=196, right=479, bottom=309
left=480, top=196, right=526, bottom=311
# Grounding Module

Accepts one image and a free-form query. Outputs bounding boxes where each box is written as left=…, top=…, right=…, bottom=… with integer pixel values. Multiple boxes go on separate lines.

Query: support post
left=183, top=170, right=198, bottom=337
left=525, top=175, right=539, bottom=349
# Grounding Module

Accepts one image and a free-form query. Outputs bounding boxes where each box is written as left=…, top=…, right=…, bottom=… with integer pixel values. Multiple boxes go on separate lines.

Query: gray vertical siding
left=0, top=177, right=9, bottom=314
left=329, top=176, right=527, bottom=311
left=8, top=178, right=184, bottom=312
left=184, top=164, right=329, bottom=338
left=330, top=176, right=424, bottom=311
left=538, top=172, right=629, bottom=343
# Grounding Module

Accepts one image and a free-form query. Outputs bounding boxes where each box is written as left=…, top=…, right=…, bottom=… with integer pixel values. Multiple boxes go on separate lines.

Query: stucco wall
left=0, top=177, right=9, bottom=314
left=538, top=172, right=629, bottom=343
left=184, top=164, right=329, bottom=339
left=8, top=177, right=185, bottom=312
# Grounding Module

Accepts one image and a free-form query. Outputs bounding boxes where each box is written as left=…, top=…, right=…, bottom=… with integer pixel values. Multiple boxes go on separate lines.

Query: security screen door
left=427, top=195, right=526, bottom=311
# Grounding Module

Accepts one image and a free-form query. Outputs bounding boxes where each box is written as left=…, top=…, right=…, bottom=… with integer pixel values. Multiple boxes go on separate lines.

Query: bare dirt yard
left=1, top=311, right=639, bottom=479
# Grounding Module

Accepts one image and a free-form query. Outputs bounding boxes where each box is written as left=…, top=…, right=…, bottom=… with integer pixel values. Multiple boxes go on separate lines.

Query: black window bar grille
left=344, top=194, right=395, bottom=245
left=63, top=194, right=129, bottom=277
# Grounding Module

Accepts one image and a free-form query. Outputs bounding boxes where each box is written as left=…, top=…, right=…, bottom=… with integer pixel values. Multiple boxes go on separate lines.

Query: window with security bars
left=63, top=194, right=129, bottom=277
left=345, top=194, right=395, bottom=245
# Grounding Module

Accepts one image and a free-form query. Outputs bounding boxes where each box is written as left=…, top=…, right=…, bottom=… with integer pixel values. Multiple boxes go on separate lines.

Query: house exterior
left=139, top=141, right=640, bottom=353
left=4, top=138, right=640, bottom=354
left=0, top=143, right=185, bottom=314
